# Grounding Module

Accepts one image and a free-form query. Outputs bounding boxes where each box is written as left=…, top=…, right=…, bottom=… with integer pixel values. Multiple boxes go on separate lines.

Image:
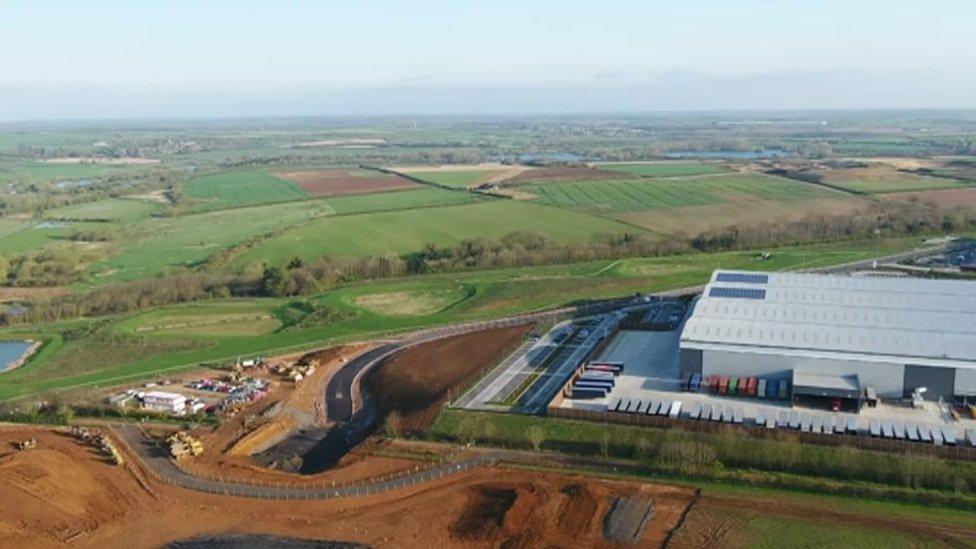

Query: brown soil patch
left=883, top=187, right=976, bottom=208
left=273, top=169, right=418, bottom=197
left=450, top=484, right=522, bottom=541
left=504, top=166, right=630, bottom=183
left=0, top=427, right=695, bottom=548
left=556, top=483, right=598, bottom=537
left=364, top=323, right=533, bottom=433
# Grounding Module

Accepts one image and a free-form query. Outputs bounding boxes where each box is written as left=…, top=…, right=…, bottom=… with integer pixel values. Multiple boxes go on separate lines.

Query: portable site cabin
left=788, top=412, right=801, bottom=430
left=918, top=424, right=933, bottom=443
left=905, top=422, right=920, bottom=441
left=710, top=405, right=723, bottom=422
left=846, top=416, right=860, bottom=435
left=869, top=419, right=882, bottom=437
left=812, top=415, right=824, bottom=434
left=701, top=403, right=713, bottom=421
left=755, top=410, right=766, bottom=426
left=658, top=399, right=673, bottom=417
left=892, top=421, right=906, bottom=440
left=778, top=411, right=789, bottom=429
left=689, top=403, right=703, bottom=420
left=932, top=428, right=945, bottom=446
left=733, top=407, right=745, bottom=424
left=942, top=427, right=957, bottom=446
left=669, top=401, right=682, bottom=419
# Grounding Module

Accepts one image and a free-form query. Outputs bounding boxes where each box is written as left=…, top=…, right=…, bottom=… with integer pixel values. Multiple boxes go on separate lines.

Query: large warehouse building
left=679, top=270, right=976, bottom=406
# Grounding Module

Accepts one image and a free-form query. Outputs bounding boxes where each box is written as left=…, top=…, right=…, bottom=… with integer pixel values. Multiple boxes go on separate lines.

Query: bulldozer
left=167, top=431, right=204, bottom=459
left=16, top=438, right=37, bottom=451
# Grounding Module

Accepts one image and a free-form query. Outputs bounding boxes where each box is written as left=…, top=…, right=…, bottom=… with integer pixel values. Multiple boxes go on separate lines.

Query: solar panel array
left=716, top=272, right=769, bottom=284
left=708, top=287, right=766, bottom=300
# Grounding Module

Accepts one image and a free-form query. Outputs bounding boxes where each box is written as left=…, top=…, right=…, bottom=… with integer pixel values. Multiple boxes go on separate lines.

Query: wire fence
left=112, top=425, right=496, bottom=500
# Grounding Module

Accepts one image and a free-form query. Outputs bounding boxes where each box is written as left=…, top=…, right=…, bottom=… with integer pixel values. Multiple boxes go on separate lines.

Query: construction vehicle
left=16, top=438, right=37, bottom=451
left=97, top=434, right=124, bottom=466
left=167, top=431, right=204, bottom=459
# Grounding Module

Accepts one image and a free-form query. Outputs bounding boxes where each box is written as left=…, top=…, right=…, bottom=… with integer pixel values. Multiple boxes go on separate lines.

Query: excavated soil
left=0, top=427, right=695, bottom=548
left=364, top=323, right=533, bottom=434
left=273, top=169, right=418, bottom=197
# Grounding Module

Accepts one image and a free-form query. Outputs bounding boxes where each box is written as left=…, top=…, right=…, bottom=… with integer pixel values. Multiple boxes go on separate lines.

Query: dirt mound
left=450, top=485, right=519, bottom=541
left=556, top=484, right=598, bottom=538
left=364, top=323, right=532, bottom=433
left=273, top=169, right=417, bottom=197
left=0, top=430, right=147, bottom=547
left=505, top=166, right=628, bottom=183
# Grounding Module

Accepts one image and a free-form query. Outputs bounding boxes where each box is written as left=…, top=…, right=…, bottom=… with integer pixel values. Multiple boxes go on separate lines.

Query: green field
left=230, top=200, right=641, bottom=266
left=43, top=197, right=158, bottom=221
left=599, top=162, right=728, bottom=178
left=0, top=160, right=145, bottom=185
left=402, top=168, right=507, bottom=188
left=0, top=220, right=105, bottom=256
left=739, top=516, right=917, bottom=548
left=183, top=170, right=310, bottom=211
left=525, top=173, right=826, bottom=214
left=0, top=237, right=922, bottom=400
left=324, top=187, right=486, bottom=215
left=90, top=200, right=331, bottom=283
left=811, top=167, right=967, bottom=194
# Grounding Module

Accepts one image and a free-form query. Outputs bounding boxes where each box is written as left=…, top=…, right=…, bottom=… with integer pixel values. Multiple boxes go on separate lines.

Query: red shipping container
left=719, top=376, right=730, bottom=395
left=747, top=377, right=758, bottom=397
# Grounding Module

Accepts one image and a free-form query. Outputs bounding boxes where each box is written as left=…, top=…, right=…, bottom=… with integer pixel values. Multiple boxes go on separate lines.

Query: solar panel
left=716, top=272, right=769, bottom=284
left=708, top=286, right=766, bottom=300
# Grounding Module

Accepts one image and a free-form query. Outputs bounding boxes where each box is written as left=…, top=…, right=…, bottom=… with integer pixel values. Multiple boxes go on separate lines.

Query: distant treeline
left=3, top=200, right=975, bottom=326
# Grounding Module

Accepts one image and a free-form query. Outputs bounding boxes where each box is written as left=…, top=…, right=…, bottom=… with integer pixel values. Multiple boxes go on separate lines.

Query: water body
left=0, top=341, right=33, bottom=372
left=666, top=148, right=789, bottom=159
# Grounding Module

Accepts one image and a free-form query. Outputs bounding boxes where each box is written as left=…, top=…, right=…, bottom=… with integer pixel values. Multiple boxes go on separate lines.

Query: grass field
left=0, top=160, right=144, bottom=184
left=0, top=220, right=106, bottom=256
left=183, top=170, right=310, bottom=211
left=229, top=200, right=641, bottom=266
left=324, top=187, right=486, bottom=215
left=0, top=236, right=923, bottom=400
left=811, top=166, right=967, bottom=194
left=43, top=197, right=158, bottom=221
left=525, top=173, right=826, bottom=214
left=599, top=162, right=728, bottom=178
left=90, top=200, right=331, bottom=283
left=401, top=168, right=509, bottom=188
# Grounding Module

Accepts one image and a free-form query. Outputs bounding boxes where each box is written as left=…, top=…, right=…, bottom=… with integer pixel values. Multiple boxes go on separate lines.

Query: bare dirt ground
left=883, top=187, right=976, bottom=208
left=180, top=345, right=423, bottom=486
left=503, top=166, right=629, bottom=184
left=273, top=169, right=418, bottom=197
left=364, top=324, right=533, bottom=434
left=0, top=427, right=693, bottom=548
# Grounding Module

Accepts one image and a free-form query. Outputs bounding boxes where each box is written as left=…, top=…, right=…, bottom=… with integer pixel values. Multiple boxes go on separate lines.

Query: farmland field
left=0, top=220, right=105, bottom=256
left=399, top=167, right=513, bottom=188
left=599, top=161, right=728, bottom=178
left=182, top=170, right=310, bottom=211
left=810, top=165, right=966, bottom=194
left=324, top=187, right=486, bottom=215
left=0, top=160, right=146, bottom=184
left=43, top=197, right=157, bottom=221
left=519, top=172, right=868, bottom=233
left=273, top=168, right=418, bottom=196
left=90, top=200, right=331, bottom=283
left=229, top=200, right=641, bottom=266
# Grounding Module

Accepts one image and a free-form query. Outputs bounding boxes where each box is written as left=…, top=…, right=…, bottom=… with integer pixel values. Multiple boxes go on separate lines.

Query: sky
left=2, top=0, right=975, bottom=119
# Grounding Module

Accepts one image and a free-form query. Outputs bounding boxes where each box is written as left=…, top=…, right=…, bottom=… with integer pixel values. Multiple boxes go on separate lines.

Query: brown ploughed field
left=273, top=168, right=418, bottom=197
left=364, top=323, right=534, bottom=433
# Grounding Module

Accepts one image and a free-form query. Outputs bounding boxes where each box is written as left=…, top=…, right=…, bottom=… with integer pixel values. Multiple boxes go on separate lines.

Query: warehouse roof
left=680, top=270, right=976, bottom=369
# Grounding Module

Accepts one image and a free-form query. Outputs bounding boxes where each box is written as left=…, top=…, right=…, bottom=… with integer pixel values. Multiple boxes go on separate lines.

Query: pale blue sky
left=2, top=1, right=974, bottom=118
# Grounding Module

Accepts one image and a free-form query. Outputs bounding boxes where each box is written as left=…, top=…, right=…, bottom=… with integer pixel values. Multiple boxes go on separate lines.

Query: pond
left=0, top=340, right=34, bottom=372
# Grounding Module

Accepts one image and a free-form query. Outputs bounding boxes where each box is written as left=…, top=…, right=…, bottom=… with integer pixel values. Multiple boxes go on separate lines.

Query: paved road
left=115, top=424, right=498, bottom=500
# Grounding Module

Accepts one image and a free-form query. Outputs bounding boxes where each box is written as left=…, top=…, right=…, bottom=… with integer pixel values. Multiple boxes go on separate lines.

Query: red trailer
left=747, top=377, right=758, bottom=397
left=737, top=377, right=748, bottom=397
left=718, top=376, right=730, bottom=395
left=709, top=375, right=720, bottom=394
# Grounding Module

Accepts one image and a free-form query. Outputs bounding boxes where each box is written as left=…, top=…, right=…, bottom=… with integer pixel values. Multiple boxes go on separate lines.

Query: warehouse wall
left=698, top=348, right=905, bottom=397
left=956, top=368, right=976, bottom=397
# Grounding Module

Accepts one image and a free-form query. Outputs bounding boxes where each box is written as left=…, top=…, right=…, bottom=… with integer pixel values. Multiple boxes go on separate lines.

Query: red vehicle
left=737, top=377, right=748, bottom=396
left=747, top=377, right=758, bottom=397
left=709, top=375, right=719, bottom=394
left=832, top=399, right=842, bottom=412
left=718, top=376, right=730, bottom=395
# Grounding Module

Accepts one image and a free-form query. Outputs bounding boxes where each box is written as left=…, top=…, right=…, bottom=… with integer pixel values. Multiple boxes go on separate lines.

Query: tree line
left=3, top=199, right=975, bottom=326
